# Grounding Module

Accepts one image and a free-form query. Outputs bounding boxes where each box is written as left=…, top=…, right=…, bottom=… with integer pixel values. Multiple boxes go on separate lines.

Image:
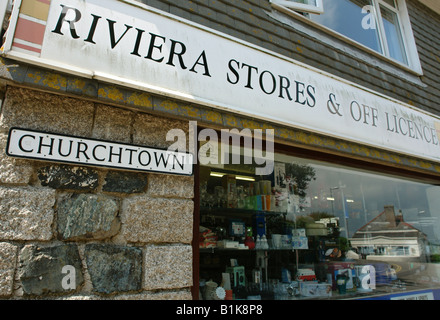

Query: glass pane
left=199, top=147, right=440, bottom=300
left=289, top=158, right=440, bottom=297
left=382, top=0, right=396, bottom=8
left=381, top=5, right=408, bottom=64
left=309, top=0, right=383, bottom=54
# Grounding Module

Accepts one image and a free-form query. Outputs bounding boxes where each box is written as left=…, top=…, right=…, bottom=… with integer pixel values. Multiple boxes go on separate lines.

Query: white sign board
left=6, top=128, right=193, bottom=176
left=390, top=291, right=434, bottom=300
left=2, top=0, right=440, bottom=162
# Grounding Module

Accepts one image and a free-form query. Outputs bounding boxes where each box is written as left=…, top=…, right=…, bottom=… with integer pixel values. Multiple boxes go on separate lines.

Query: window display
left=198, top=149, right=440, bottom=300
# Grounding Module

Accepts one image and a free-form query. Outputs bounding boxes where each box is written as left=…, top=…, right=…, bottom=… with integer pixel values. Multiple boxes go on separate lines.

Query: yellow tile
left=20, top=0, right=51, bottom=22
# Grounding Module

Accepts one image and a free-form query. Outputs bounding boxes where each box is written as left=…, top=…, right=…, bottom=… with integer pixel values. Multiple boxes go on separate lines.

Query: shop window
left=198, top=145, right=440, bottom=300
left=270, top=0, right=421, bottom=72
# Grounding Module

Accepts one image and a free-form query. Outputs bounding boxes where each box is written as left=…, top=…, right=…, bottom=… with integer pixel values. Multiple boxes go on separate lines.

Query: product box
left=253, top=213, right=266, bottom=237
left=306, top=222, right=328, bottom=236
left=325, top=262, right=357, bottom=290
left=299, top=282, right=332, bottom=298
left=222, top=175, right=237, bottom=208
left=292, top=228, right=306, bottom=237
left=292, top=236, right=308, bottom=249
left=226, top=266, right=246, bottom=287
left=335, top=268, right=356, bottom=291
left=217, top=240, right=239, bottom=249
left=229, top=219, right=246, bottom=237
left=256, top=195, right=263, bottom=211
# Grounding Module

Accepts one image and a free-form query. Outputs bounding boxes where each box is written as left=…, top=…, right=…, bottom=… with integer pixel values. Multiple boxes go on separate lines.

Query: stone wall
left=0, top=86, right=194, bottom=299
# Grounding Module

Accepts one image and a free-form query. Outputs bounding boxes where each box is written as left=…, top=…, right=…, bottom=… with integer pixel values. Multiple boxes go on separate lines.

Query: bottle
left=244, top=235, right=255, bottom=250
left=261, top=235, right=269, bottom=250
left=256, top=235, right=262, bottom=250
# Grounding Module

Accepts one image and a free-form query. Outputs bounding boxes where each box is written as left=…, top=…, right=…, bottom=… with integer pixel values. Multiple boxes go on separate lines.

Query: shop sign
left=359, top=289, right=438, bottom=300
left=390, top=291, right=434, bottom=300
left=6, top=128, right=193, bottom=176
left=2, top=0, right=440, bottom=162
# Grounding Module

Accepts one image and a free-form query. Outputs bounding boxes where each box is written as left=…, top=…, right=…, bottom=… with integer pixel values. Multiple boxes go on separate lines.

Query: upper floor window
left=271, top=0, right=421, bottom=73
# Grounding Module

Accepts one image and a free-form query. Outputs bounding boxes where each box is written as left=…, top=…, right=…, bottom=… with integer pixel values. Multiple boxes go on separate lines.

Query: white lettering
left=7, top=129, right=193, bottom=175
left=61, top=265, right=76, bottom=290
left=361, top=5, right=376, bottom=30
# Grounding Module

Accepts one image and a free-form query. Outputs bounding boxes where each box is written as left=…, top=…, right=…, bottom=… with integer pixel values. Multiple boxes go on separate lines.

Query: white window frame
left=270, top=0, right=422, bottom=75
left=0, top=0, right=13, bottom=33
left=270, top=0, right=324, bottom=14
left=373, top=0, right=409, bottom=66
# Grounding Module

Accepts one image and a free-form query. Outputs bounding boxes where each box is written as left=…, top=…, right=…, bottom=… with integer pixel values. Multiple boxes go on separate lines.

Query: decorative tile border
left=11, top=0, right=51, bottom=56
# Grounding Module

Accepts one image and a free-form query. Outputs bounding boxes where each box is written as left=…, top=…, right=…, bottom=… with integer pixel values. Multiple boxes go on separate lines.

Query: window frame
left=270, top=0, right=324, bottom=14
left=270, top=0, right=422, bottom=75
left=0, top=0, right=13, bottom=35
left=374, top=0, right=409, bottom=66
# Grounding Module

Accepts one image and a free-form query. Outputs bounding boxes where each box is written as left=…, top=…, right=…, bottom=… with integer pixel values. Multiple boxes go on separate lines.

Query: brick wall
left=0, top=86, right=194, bottom=299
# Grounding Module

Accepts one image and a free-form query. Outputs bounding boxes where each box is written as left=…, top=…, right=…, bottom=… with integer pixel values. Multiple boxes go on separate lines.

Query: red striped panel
left=14, top=17, right=46, bottom=45
left=12, top=41, right=41, bottom=53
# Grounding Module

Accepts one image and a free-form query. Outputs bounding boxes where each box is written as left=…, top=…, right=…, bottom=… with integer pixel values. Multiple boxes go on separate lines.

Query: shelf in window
left=200, top=206, right=286, bottom=217
left=199, top=247, right=294, bottom=254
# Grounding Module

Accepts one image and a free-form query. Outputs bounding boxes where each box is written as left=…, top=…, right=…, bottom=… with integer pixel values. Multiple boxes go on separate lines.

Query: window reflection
left=199, top=149, right=440, bottom=299
left=309, top=0, right=383, bottom=53
left=286, top=156, right=440, bottom=294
